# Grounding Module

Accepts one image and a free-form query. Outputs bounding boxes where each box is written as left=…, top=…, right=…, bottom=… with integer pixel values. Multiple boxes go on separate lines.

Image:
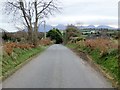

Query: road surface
left=2, top=44, right=112, bottom=88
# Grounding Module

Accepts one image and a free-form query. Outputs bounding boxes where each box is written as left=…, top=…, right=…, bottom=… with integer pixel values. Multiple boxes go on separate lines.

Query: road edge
left=1, top=46, right=49, bottom=82
left=66, top=46, right=119, bottom=89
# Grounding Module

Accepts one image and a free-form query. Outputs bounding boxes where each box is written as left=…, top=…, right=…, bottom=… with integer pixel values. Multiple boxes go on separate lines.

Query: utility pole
left=44, top=21, right=46, bottom=39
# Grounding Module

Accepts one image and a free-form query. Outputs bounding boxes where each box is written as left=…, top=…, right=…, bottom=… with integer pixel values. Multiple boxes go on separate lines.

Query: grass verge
left=1, top=45, right=48, bottom=81
left=66, top=43, right=119, bottom=88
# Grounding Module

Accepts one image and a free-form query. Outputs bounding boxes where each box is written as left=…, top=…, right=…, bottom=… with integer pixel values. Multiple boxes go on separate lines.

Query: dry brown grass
left=39, top=38, right=53, bottom=46
left=85, top=38, right=118, bottom=54
left=4, top=42, right=35, bottom=55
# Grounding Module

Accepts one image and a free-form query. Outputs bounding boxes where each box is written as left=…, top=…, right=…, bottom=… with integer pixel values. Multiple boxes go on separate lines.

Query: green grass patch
left=2, top=46, right=47, bottom=78
left=66, top=43, right=78, bottom=49
left=66, top=43, right=119, bottom=84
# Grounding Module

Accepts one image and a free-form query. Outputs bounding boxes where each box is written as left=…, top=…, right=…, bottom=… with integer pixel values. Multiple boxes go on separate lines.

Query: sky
left=0, top=0, right=119, bottom=32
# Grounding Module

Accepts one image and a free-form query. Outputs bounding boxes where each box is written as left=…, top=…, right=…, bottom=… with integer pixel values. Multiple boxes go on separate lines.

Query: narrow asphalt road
left=2, top=44, right=112, bottom=88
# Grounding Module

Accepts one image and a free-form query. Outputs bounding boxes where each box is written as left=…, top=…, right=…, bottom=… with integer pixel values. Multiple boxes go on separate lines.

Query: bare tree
left=4, top=0, right=60, bottom=47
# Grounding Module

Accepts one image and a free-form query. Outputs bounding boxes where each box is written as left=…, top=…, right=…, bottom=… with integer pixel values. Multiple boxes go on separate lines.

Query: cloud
left=47, top=15, right=117, bottom=26
left=46, top=0, right=118, bottom=26
left=0, top=0, right=119, bottom=32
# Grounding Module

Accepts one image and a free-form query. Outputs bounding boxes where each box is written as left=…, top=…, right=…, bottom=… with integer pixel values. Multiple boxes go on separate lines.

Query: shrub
left=4, top=42, right=35, bottom=56
left=47, top=28, right=63, bottom=44
left=84, top=38, right=118, bottom=56
left=39, top=38, right=53, bottom=46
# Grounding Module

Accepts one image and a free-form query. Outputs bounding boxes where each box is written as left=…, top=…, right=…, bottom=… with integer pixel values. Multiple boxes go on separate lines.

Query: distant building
left=82, top=30, right=96, bottom=35
left=90, top=30, right=96, bottom=34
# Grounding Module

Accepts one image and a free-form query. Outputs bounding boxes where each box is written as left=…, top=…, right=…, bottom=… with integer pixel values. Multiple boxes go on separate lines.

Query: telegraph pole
left=44, top=21, right=46, bottom=39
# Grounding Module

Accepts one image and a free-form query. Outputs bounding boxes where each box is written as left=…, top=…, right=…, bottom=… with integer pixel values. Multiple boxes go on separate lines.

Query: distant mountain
left=38, top=24, right=53, bottom=32
left=1, top=23, right=117, bottom=33
left=87, top=25, right=96, bottom=29
left=55, top=24, right=66, bottom=30
left=78, top=25, right=96, bottom=29
left=79, top=25, right=116, bottom=29
left=79, top=26, right=86, bottom=29
left=38, top=24, right=66, bottom=32
left=97, top=25, right=114, bottom=29
left=38, top=24, right=117, bottom=32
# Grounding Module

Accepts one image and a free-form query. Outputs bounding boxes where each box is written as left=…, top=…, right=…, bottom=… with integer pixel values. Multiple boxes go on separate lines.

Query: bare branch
left=8, top=2, right=21, bottom=9
left=4, top=0, right=61, bottom=46
left=37, top=0, right=53, bottom=15
left=19, top=1, right=30, bottom=27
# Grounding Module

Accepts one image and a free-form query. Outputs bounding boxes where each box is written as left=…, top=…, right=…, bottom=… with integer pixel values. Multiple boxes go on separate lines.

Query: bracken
left=4, top=42, right=35, bottom=55
left=83, top=38, right=118, bottom=55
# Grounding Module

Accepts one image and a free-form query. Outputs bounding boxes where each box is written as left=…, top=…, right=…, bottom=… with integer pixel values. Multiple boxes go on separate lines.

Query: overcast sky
left=0, top=0, right=119, bottom=32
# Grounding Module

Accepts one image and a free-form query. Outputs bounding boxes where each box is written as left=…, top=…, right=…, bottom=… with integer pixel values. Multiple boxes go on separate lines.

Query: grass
left=2, top=46, right=47, bottom=79
left=66, top=43, right=78, bottom=49
left=66, top=43, right=119, bottom=85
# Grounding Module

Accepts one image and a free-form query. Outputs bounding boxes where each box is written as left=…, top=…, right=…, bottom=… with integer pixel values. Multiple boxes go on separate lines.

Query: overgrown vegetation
left=2, top=31, right=44, bottom=43
left=66, top=36, right=119, bottom=87
left=65, top=25, right=81, bottom=43
left=65, top=25, right=119, bottom=86
left=2, top=46, right=45, bottom=77
left=1, top=38, right=53, bottom=79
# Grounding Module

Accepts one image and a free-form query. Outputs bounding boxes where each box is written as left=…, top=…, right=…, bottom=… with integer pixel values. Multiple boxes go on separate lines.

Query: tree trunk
left=33, top=22, right=38, bottom=47
left=28, top=26, right=33, bottom=44
left=33, top=1, right=38, bottom=47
